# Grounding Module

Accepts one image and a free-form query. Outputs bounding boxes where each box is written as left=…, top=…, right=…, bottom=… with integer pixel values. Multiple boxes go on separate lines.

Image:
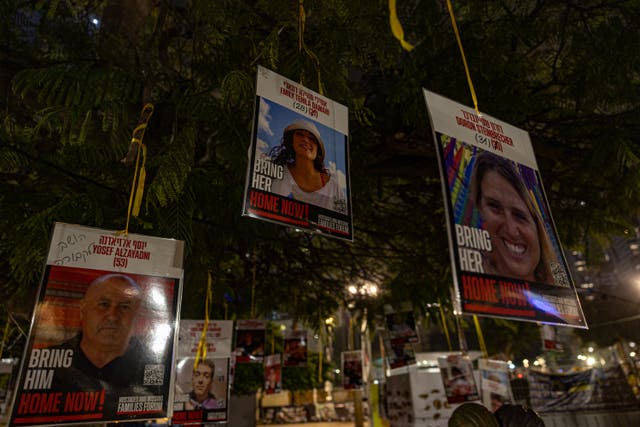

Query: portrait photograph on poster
left=423, top=90, right=586, bottom=328
left=243, top=66, right=352, bottom=240
left=173, top=357, right=230, bottom=423
left=234, top=320, right=266, bottom=363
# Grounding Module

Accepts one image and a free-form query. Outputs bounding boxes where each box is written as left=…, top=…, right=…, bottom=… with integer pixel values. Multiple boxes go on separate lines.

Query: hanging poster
left=233, top=320, right=266, bottom=363
left=9, top=222, right=184, bottom=426
left=384, top=337, right=416, bottom=369
left=264, top=354, right=282, bottom=395
left=172, top=319, right=232, bottom=424
left=541, top=324, right=563, bottom=352
left=283, top=329, right=307, bottom=367
left=438, top=354, right=480, bottom=404
left=342, top=350, right=364, bottom=390
left=242, top=65, right=353, bottom=240
left=478, top=359, right=514, bottom=412
left=384, top=305, right=419, bottom=343
left=423, top=89, right=587, bottom=327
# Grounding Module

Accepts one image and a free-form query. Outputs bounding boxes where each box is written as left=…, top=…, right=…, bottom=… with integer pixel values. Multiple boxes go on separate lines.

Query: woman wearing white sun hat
left=269, top=119, right=346, bottom=213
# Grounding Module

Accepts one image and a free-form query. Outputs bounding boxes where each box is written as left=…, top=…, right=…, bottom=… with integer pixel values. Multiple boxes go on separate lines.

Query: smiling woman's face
left=478, top=170, right=540, bottom=281
left=292, top=129, right=318, bottom=161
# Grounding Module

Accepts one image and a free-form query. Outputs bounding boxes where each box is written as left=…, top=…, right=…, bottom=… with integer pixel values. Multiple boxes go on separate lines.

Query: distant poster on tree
left=10, top=222, right=184, bottom=426
left=172, top=320, right=232, bottom=424
left=423, top=89, right=586, bottom=327
left=283, top=330, right=307, bottom=367
left=233, top=320, right=266, bottom=363
left=242, top=66, right=353, bottom=240
left=263, top=354, right=282, bottom=395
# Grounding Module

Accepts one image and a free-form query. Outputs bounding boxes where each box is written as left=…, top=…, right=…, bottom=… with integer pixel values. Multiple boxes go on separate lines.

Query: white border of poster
left=242, top=65, right=353, bottom=240
left=173, top=320, right=233, bottom=424
left=9, top=222, right=184, bottom=426
left=423, top=89, right=586, bottom=328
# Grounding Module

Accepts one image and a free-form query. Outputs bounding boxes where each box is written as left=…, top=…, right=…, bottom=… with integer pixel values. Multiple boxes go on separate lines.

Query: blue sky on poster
left=256, top=98, right=348, bottom=194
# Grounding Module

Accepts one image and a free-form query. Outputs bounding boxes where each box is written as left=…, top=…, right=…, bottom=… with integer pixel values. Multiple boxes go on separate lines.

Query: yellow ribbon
left=298, top=0, right=305, bottom=53
left=0, top=316, right=10, bottom=360
left=194, top=271, right=213, bottom=370
left=123, top=103, right=154, bottom=234
left=389, top=0, right=415, bottom=52
left=439, top=301, right=453, bottom=351
left=446, top=0, right=480, bottom=115
left=473, top=315, right=488, bottom=358
left=318, top=323, right=323, bottom=383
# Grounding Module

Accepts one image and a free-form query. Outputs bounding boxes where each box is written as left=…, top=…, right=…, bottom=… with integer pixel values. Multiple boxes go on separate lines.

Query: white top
left=271, top=166, right=347, bottom=214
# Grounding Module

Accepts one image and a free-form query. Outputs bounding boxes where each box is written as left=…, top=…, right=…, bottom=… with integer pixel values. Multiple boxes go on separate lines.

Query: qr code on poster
left=144, top=364, right=164, bottom=385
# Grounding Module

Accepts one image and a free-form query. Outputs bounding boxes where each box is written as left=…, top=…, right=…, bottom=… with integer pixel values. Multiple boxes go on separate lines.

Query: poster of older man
left=9, top=223, right=184, bottom=426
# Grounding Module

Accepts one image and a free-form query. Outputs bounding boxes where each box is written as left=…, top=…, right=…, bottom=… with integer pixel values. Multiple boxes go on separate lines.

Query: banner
left=233, top=320, right=266, bottom=363
left=528, top=365, right=638, bottom=412
left=342, top=350, right=364, bottom=390
left=423, top=89, right=586, bottom=327
left=243, top=66, right=353, bottom=240
left=438, top=354, right=480, bottom=404
left=283, top=330, right=307, bottom=367
left=10, top=222, right=184, bottom=426
left=478, top=359, right=514, bottom=412
left=264, top=354, right=282, bottom=394
left=172, top=319, right=232, bottom=424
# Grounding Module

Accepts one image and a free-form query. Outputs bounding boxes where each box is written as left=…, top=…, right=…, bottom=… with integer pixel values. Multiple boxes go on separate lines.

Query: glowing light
left=586, top=357, right=596, bottom=366
left=631, top=352, right=637, bottom=358
left=523, top=359, right=529, bottom=368
left=588, top=346, right=594, bottom=353
left=150, top=323, right=171, bottom=354
left=91, top=18, right=99, bottom=25
left=348, top=285, right=358, bottom=294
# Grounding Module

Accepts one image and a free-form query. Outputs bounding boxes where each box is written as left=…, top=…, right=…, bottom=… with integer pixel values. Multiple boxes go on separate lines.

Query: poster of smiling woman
left=423, top=90, right=586, bottom=328
left=242, top=66, right=352, bottom=241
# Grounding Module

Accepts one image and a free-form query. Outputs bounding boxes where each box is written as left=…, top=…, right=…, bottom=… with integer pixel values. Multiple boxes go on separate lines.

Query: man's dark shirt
left=50, top=334, right=167, bottom=416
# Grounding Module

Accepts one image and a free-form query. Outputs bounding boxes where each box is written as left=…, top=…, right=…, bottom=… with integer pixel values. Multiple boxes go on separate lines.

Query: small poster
left=342, top=350, right=364, bottom=390
left=384, top=337, right=416, bottom=369
left=438, top=354, right=480, bottom=404
left=263, top=354, right=282, bottom=395
left=172, top=320, right=232, bottom=424
left=385, top=307, right=419, bottom=343
left=283, top=330, right=307, bottom=367
left=423, top=89, right=587, bottom=327
left=541, top=324, right=563, bottom=352
left=233, top=320, right=266, bottom=363
left=0, top=359, right=19, bottom=424
left=242, top=66, right=353, bottom=240
left=478, top=359, right=514, bottom=412
left=10, top=222, right=184, bottom=426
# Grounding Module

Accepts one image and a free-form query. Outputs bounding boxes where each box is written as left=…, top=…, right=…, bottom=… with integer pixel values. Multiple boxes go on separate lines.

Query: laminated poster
left=342, top=350, right=364, bottom=390
left=385, top=308, right=419, bottom=344
left=242, top=66, right=353, bottom=240
left=438, top=354, right=480, bottom=404
left=172, top=319, right=232, bottom=424
left=263, top=354, right=282, bottom=395
left=283, top=329, right=307, bottom=368
left=384, top=337, right=416, bottom=370
left=233, top=320, right=266, bottom=363
left=423, top=89, right=587, bottom=327
left=10, top=222, right=184, bottom=426
left=478, top=359, right=514, bottom=412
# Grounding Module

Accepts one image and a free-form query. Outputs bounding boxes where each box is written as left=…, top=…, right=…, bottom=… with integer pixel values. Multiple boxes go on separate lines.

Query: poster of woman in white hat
left=243, top=66, right=352, bottom=240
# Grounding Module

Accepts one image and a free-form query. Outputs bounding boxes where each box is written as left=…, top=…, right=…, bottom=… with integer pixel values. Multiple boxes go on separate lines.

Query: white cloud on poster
left=258, top=98, right=274, bottom=137
left=328, top=161, right=347, bottom=194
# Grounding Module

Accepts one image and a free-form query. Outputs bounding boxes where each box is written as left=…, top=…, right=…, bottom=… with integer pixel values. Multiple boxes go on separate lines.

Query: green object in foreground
left=448, top=402, right=499, bottom=427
